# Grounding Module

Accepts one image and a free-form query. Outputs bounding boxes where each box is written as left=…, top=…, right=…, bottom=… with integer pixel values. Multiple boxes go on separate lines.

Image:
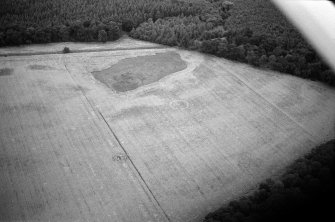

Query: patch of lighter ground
left=158, top=50, right=204, bottom=90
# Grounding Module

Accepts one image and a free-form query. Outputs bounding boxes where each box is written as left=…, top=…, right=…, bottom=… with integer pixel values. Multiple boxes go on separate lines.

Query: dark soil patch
left=29, top=64, right=55, bottom=70
left=92, top=51, right=187, bottom=92
left=0, top=102, right=49, bottom=114
left=0, top=68, right=13, bottom=76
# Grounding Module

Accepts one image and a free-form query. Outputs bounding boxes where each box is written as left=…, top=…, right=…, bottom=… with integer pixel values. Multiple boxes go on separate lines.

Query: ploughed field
left=0, top=38, right=334, bottom=222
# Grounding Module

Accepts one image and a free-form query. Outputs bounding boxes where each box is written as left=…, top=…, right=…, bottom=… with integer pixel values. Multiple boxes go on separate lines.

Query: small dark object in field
left=112, top=154, right=128, bottom=161
left=63, top=47, right=70, bottom=53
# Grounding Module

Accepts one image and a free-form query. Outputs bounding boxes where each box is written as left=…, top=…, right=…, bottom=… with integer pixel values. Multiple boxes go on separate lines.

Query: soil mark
left=0, top=68, right=13, bottom=76
left=92, top=51, right=187, bottom=92
left=29, top=64, right=55, bottom=70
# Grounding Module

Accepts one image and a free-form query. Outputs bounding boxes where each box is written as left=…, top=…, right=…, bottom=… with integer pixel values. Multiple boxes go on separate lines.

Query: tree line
left=0, top=20, right=121, bottom=45
left=0, top=0, right=205, bottom=45
left=204, top=140, right=335, bottom=222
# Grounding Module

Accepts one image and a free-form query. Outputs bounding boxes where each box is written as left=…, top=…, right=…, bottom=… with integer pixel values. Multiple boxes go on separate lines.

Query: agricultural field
left=0, top=38, right=334, bottom=221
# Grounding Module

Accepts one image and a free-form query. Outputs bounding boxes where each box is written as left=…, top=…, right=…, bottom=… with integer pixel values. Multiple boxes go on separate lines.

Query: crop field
left=0, top=38, right=335, bottom=222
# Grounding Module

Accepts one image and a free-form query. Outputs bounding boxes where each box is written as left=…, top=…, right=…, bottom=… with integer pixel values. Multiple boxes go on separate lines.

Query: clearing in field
left=0, top=37, right=334, bottom=222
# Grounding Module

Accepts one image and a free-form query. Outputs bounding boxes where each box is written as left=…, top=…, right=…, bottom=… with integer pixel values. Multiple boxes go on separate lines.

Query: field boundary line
left=96, top=110, right=172, bottom=222
left=62, top=59, right=171, bottom=222
left=0, top=46, right=168, bottom=57
left=220, top=64, right=318, bottom=143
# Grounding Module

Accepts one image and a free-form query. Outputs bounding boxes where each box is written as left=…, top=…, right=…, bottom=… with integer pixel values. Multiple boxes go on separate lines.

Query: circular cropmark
left=169, top=100, right=189, bottom=110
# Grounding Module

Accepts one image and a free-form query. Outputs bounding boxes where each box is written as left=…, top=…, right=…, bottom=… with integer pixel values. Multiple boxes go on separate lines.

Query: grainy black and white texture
left=0, top=1, right=334, bottom=222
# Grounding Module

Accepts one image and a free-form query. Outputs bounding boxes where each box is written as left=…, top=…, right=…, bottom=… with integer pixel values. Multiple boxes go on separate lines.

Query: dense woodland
left=130, top=0, right=335, bottom=86
left=0, top=0, right=334, bottom=85
left=0, top=0, right=205, bottom=44
left=204, top=140, right=335, bottom=222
